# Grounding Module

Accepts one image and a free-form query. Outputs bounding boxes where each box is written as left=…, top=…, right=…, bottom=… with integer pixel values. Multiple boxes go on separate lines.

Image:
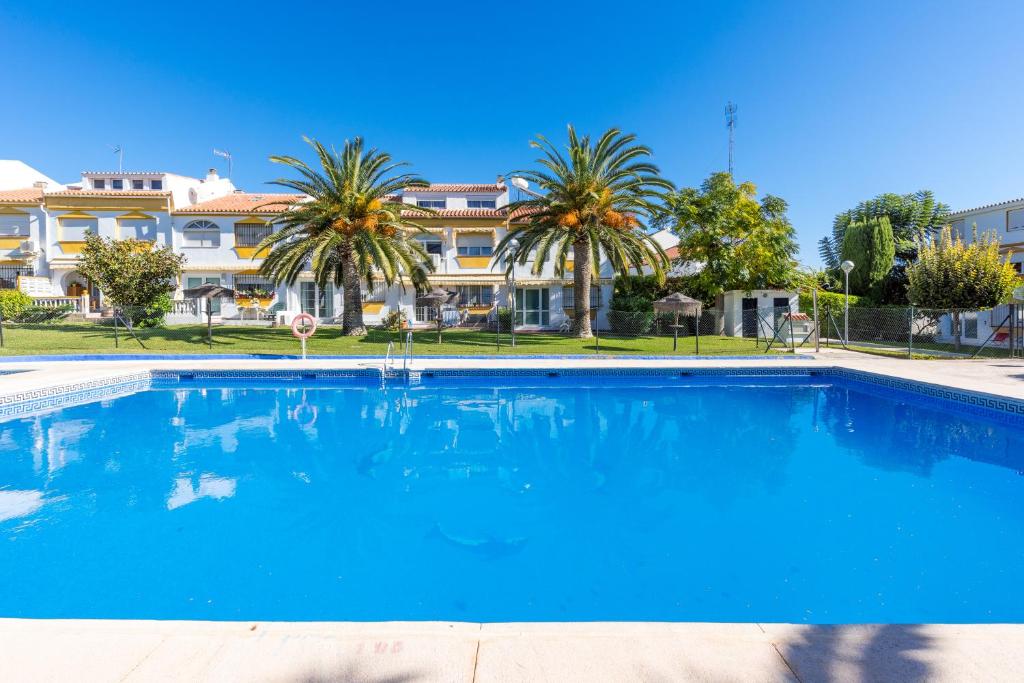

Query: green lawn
left=0, top=323, right=784, bottom=356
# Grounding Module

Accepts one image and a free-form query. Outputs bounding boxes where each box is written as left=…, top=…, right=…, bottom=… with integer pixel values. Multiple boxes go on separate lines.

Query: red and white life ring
left=291, top=313, right=317, bottom=339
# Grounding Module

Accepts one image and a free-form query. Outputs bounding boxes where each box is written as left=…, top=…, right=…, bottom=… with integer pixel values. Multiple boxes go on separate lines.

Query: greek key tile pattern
left=2, top=366, right=1023, bottom=426
left=0, top=372, right=151, bottom=420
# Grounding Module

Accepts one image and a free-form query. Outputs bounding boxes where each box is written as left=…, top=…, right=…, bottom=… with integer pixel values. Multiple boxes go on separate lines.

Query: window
left=1008, top=209, right=1024, bottom=232
left=182, top=220, right=220, bottom=248
left=0, top=264, right=33, bottom=289
left=60, top=217, right=97, bottom=240
left=132, top=179, right=144, bottom=190
left=362, top=281, right=387, bottom=302
left=515, top=287, right=550, bottom=326
left=417, top=199, right=446, bottom=209
left=456, top=285, right=494, bottom=307
left=111, top=179, right=124, bottom=190
left=467, top=199, right=496, bottom=209
left=457, top=245, right=493, bottom=256
left=301, top=282, right=334, bottom=318
left=234, top=222, right=272, bottom=246
left=234, top=274, right=275, bottom=296
left=963, top=311, right=978, bottom=339
left=456, top=234, right=494, bottom=257
left=93, top=179, right=105, bottom=190
left=120, top=218, right=157, bottom=241
left=151, top=179, right=163, bottom=190
left=416, top=237, right=443, bottom=255
left=561, top=285, right=602, bottom=310
left=0, top=215, right=29, bottom=236
left=1014, top=262, right=1022, bottom=274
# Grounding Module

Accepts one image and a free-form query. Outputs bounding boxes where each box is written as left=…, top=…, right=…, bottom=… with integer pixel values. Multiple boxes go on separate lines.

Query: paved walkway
left=1, top=351, right=1023, bottom=681
left=1, top=619, right=1021, bottom=682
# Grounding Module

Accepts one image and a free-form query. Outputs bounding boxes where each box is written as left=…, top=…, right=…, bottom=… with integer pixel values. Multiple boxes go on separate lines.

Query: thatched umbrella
left=183, top=283, right=238, bottom=349
left=653, top=292, right=703, bottom=353
left=416, top=287, right=457, bottom=343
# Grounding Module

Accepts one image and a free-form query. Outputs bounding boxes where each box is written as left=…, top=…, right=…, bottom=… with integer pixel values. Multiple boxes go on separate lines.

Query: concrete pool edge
left=2, top=352, right=1024, bottom=420
left=0, top=618, right=1020, bottom=681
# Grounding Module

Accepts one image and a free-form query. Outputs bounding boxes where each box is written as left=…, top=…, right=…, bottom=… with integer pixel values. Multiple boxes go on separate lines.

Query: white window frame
left=150, top=179, right=163, bottom=190
left=1007, top=209, right=1024, bottom=232
left=182, top=220, right=221, bottom=248
left=416, top=199, right=446, bottom=209
left=467, top=199, right=497, bottom=209
left=92, top=179, right=106, bottom=190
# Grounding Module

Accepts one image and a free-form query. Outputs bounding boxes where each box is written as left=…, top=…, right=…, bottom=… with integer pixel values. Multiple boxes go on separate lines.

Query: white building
left=948, top=196, right=1024, bottom=272
left=0, top=163, right=616, bottom=330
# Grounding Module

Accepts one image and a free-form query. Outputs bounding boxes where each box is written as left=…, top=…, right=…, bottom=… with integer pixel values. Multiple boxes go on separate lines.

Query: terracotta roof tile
left=665, top=246, right=680, bottom=260
left=175, top=193, right=303, bottom=214
left=402, top=208, right=506, bottom=219
left=404, top=183, right=504, bottom=193
left=45, top=190, right=170, bottom=198
left=0, top=187, right=43, bottom=203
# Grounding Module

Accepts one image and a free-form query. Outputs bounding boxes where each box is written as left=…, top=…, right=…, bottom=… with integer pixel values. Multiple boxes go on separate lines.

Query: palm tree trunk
left=340, top=243, right=367, bottom=336
left=571, top=236, right=593, bottom=338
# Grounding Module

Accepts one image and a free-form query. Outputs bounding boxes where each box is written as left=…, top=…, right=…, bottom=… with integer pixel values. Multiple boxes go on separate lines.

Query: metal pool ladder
left=402, top=331, right=413, bottom=372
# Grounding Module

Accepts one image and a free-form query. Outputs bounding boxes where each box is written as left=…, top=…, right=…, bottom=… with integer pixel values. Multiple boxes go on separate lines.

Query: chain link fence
left=819, top=303, right=1023, bottom=358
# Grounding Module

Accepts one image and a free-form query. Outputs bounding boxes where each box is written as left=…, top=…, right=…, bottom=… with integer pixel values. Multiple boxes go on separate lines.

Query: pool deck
left=1, top=619, right=1021, bottom=682
left=2, top=350, right=1024, bottom=681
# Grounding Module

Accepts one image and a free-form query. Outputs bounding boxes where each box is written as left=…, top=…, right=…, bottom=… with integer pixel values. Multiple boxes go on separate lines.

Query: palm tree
left=495, top=126, right=671, bottom=338
left=257, top=137, right=434, bottom=336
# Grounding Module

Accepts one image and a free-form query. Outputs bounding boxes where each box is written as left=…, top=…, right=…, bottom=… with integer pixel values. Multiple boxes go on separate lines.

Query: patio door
left=301, top=282, right=334, bottom=319
left=742, top=297, right=758, bottom=337
left=515, top=287, right=550, bottom=326
left=187, top=277, right=221, bottom=314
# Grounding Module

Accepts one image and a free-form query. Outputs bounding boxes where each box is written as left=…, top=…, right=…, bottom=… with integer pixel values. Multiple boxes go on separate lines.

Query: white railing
left=32, top=296, right=84, bottom=313
left=173, top=299, right=199, bottom=315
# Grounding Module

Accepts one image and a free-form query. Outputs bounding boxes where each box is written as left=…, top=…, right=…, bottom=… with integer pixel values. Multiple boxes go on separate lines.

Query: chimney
left=496, top=175, right=506, bottom=188
left=205, top=168, right=219, bottom=183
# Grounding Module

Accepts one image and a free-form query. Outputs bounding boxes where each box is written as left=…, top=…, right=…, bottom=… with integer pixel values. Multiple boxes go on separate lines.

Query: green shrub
left=0, top=289, right=32, bottom=320
left=15, top=304, right=74, bottom=322
left=608, top=309, right=655, bottom=334
left=799, top=289, right=869, bottom=314
left=379, top=310, right=408, bottom=331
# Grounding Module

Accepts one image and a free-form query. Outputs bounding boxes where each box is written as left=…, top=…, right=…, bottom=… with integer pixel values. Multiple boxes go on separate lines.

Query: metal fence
left=819, top=303, right=1023, bottom=358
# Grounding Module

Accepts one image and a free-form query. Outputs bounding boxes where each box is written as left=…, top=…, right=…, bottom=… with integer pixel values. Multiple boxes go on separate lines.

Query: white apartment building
left=948, top=196, right=1024, bottom=272
left=0, top=162, right=615, bottom=330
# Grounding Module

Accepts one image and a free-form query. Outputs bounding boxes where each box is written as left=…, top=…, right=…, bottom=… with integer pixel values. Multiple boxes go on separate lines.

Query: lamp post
left=840, top=260, right=855, bottom=346
left=508, top=237, right=519, bottom=347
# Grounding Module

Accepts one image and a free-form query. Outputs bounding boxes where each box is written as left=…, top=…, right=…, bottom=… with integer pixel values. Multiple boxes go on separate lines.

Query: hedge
left=799, top=289, right=869, bottom=314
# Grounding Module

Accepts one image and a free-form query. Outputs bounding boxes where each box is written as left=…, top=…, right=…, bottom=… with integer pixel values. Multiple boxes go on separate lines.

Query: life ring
left=291, top=313, right=317, bottom=339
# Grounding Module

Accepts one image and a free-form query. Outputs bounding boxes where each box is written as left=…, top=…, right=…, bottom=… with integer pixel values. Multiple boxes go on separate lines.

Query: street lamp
left=840, top=260, right=855, bottom=346
left=508, top=237, right=520, bottom=347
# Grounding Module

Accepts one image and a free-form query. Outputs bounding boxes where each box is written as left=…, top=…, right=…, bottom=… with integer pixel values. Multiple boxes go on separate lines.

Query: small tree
left=907, top=226, right=1017, bottom=349
left=840, top=216, right=895, bottom=299
left=76, top=233, right=185, bottom=326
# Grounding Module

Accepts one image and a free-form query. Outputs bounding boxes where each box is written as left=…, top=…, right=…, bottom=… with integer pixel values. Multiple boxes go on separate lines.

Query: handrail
left=403, top=331, right=413, bottom=371
left=384, top=341, right=394, bottom=369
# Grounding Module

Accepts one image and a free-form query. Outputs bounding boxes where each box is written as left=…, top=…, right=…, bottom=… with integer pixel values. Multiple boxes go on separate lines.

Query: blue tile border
left=2, top=365, right=1023, bottom=426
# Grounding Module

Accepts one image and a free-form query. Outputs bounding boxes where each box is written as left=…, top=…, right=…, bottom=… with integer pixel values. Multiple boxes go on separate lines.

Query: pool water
left=1, top=375, right=1022, bottom=623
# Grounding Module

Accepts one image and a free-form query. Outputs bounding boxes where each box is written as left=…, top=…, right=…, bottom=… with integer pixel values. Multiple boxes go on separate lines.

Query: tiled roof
left=175, top=193, right=303, bottom=214
left=404, top=183, right=504, bottom=193
left=948, top=197, right=1024, bottom=218
left=0, top=187, right=43, bottom=203
left=46, top=190, right=170, bottom=198
left=82, top=171, right=166, bottom=176
left=402, top=208, right=506, bottom=219
left=665, top=246, right=679, bottom=260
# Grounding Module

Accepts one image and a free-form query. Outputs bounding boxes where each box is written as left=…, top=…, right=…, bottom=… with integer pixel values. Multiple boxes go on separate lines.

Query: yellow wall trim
left=0, top=207, right=29, bottom=215
left=236, top=268, right=262, bottom=275
left=234, top=246, right=267, bottom=259
left=362, top=302, right=385, bottom=314
left=0, top=259, right=27, bottom=265
left=117, top=211, right=155, bottom=221
left=455, top=256, right=493, bottom=269
left=0, top=236, right=26, bottom=249
left=58, top=211, right=96, bottom=220
left=58, top=241, right=87, bottom=255
left=236, top=216, right=270, bottom=225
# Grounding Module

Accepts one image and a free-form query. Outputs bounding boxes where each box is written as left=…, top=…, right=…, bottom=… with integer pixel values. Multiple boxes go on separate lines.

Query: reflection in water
left=1, top=377, right=1023, bottom=623
left=0, top=489, right=45, bottom=522
left=166, top=474, right=237, bottom=510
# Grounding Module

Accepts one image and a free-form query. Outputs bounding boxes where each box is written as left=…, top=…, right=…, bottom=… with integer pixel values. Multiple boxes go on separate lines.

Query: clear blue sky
left=1, top=1, right=1021, bottom=264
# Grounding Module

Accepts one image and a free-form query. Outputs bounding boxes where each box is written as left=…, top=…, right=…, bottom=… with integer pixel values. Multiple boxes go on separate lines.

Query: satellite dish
left=510, top=176, right=529, bottom=191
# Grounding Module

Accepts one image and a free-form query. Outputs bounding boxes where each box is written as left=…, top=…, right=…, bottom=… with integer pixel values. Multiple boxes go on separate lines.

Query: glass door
left=515, top=287, right=550, bottom=326
left=187, top=277, right=221, bottom=314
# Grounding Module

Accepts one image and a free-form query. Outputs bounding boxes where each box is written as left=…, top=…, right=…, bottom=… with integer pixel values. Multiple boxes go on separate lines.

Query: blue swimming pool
left=1, top=372, right=1022, bottom=623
